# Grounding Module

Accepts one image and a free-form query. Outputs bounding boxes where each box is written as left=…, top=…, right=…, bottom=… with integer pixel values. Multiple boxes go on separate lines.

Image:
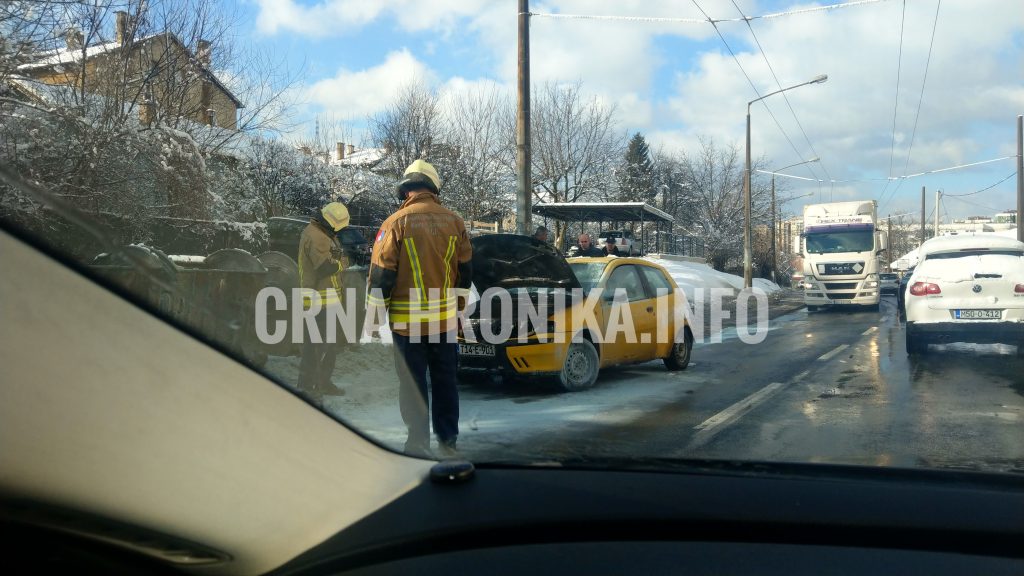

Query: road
left=267, top=290, right=1024, bottom=474
left=450, top=293, right=1024, bottom=474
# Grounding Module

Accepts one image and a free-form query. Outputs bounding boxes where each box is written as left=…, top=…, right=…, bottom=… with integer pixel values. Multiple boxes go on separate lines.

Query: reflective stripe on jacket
left=368, top=192, right=472, bottom=334
left=298, top=219, right=346, bottom=307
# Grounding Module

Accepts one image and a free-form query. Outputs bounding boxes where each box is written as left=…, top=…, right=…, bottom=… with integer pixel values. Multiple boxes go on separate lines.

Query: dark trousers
left=392, top=333, right=459, bottom=448
left=298, top=310, right=338, bottom=396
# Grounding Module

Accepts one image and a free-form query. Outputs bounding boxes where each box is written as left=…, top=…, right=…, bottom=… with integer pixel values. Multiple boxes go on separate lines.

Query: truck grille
left=824, top=282, right=858, bottom=290
left=820, top=262, right=865, bottom=276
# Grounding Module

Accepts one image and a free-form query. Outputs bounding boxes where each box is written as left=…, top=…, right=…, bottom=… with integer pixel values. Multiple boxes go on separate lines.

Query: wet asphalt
left=464, top=293, right=1024, bottom=474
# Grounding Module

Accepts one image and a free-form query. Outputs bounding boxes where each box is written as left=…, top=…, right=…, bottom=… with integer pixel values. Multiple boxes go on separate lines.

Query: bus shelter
left=532, top=202, right=675, bottom=255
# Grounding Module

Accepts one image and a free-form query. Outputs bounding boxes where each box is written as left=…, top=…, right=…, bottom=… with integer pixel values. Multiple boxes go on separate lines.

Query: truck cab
left=794, top=201, right=887, bottom=311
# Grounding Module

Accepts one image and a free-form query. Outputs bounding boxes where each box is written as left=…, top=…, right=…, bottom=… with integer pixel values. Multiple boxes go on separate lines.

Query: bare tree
left=441, top=85, right=515, bottom=226
left=1, top=0, right=301, bottom=240
left=530, top=81, right=622, bottom=205
left=527, top=81, right=622, bottom=245
left=675, top=136, right=771, bottom=272
left=369, top=82, right=447, bottom=181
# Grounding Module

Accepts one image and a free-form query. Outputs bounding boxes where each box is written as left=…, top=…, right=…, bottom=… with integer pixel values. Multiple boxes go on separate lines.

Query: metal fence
left=648, top=232, right=705, bottom=258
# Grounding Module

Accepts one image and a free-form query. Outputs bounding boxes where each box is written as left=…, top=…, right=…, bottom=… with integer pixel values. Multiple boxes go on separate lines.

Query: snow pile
left=642, top=257, right=781, bottom=300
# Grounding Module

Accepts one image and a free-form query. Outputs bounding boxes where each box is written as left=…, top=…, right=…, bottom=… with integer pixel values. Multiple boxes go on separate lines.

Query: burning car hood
left=470, top=234, right=581, bottom=293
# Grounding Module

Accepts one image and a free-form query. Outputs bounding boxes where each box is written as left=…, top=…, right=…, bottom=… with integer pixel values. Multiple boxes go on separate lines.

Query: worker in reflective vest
left=368, top=160, right=473, bottom=457
left=297, top=202, right=349, bottom=401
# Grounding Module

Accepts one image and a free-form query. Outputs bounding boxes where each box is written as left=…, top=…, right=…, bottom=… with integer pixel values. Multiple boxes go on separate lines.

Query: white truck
left=794, top=200, right=888, bottom=311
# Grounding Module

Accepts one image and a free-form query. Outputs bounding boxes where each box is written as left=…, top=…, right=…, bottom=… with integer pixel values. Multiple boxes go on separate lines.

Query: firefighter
left=297, top=201, right=350, bottom=402
left=367, top=160, right=473, bottom=457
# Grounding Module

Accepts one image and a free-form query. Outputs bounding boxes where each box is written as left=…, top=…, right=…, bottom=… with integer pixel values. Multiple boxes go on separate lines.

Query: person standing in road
left=367, top=160, right=473, bottom=458
left=603, top=238, right=622, bottom=256
left=532, top=226, right=549, bottom=243
left=297, top=202, right=350, bottom=402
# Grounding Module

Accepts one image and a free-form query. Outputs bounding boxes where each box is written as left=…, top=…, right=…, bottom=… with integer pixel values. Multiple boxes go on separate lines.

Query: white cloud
left=254, top=0, right=492, bottom=37
left=259, top=0, right=1023, bottom=218
left=305, top=49, right=436, bottom=118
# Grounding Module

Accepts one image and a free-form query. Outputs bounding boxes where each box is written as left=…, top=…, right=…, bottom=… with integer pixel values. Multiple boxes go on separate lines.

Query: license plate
left=955, top=309, right=1001, bottom=320
left=459, top=343, right=495, bottom=356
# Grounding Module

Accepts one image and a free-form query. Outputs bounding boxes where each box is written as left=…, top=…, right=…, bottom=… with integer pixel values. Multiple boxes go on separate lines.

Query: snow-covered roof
left=533, top=202, right=674, bottom=224
left=18, top=33, right=243, bottom=108
left=333, top=147, right=385, bottom=167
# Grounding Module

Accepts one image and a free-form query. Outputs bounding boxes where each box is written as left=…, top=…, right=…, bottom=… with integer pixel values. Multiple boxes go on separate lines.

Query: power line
left=880, top=0, right=943, bottom=213
left=528, top=0, right=895, bottom=25
left=896, top=0, right=941, bottom=183
left=887, top=0, right=906, bottom=181
left=756, top=154, right=1017, bottom=183
left=942, top=194, right=1005, bottom=214
left=689, top=0, right=817, bottom=179
left=943, top=171, right=1017, bottom=197
left=728, top=0, right=831, bottom=186
left=876, top=0, right=906, bottom=206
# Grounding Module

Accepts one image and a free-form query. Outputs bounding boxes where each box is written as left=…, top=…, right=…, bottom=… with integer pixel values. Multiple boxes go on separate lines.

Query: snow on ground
left=263, top=344, right=705, bottom=457
left=259, top=257, right=787, bottom=456
left=642, top=257, right=781, bottom=300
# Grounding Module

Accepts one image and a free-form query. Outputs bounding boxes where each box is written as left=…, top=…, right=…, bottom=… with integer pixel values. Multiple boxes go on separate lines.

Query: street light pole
left=769, top=157, right=819, bottom=284
left=744, top=74, right=827, bottom=289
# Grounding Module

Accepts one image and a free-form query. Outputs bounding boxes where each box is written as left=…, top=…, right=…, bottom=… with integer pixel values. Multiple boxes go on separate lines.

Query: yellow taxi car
left=458, top=234, right=693, bottom=391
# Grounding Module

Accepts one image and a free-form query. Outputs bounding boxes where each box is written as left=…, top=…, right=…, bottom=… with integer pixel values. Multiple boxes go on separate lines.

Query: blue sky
left=235, top=0, right=1024, bottom=220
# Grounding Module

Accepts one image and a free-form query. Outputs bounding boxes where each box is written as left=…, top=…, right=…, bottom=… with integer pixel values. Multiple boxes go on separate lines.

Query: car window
left=639, top=265, right=673, bottom=297
left=603, top=265, right=646, bottom=302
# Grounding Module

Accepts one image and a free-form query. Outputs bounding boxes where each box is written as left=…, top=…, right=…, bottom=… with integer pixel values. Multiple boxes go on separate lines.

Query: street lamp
left=743, top=73, right=828, bottom=289
left=769, top=157, right=819, bottom=283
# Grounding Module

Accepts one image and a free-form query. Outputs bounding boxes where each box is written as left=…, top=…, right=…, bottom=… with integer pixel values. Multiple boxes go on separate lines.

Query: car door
left=599, top=264, right=656, bottom=363
left=638, top=265, right=676, bottom=360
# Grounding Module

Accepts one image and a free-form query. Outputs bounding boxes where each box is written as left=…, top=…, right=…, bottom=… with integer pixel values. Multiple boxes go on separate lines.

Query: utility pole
left=743, top=106, right=752, bottom=289
left=934, top=189, right=941, bottom=237
left=887, top=214, right=892, bottom=271
left=515, top=0, right=531, bottom=235
left=920, top=186, right=926, bottom=246
left=1017, top=115, right=1022, bottom=242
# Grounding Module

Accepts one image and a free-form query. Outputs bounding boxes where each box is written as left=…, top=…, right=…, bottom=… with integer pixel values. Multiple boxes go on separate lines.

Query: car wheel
left=905, top=323, right=927, bottom=355
left=558, top=339, right=600, bottom=392
left=663, top=328, right=693, bottom=371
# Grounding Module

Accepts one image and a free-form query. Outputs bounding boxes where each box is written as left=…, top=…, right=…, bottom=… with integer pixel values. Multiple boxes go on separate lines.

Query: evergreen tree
left=617, top=132, right=655, bottom=203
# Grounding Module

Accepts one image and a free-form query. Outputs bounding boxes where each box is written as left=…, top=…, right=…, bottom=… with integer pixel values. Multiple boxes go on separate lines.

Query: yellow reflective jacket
left=368, top=192, right=472, bottom=335
left=298, top=219, right=346, bottom=306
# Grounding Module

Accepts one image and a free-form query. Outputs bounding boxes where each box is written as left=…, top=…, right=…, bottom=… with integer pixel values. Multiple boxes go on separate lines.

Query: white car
left=597, top=230, right=640, bottom=255
left=904, top=234, right=1024, bottom=355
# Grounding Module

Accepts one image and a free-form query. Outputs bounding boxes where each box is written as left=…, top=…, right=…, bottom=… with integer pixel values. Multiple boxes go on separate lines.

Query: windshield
left=805, top=231, right=875, bottom=254
left=3, top=0, right=1023, bottom=485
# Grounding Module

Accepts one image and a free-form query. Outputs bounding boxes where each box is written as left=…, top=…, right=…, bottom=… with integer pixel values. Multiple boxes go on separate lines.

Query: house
left=15, top=11, right=243, bottom=130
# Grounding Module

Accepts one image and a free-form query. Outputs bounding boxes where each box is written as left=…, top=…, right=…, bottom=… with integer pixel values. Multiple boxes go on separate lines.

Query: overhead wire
left=943, top=171, right=1017, bottom=197
left=728, top=0, right=831, bottom=188
left=688, top=0, right=818, bottom=185
left=880, top=0, right=942, bottom=212
left=942, top=194, right=1005, bottom=214
left=528, top=0, right=895, bottom=24
left=877, top=0, right=907, bottom=205
left=757, top=155, right=1017, bottom=183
